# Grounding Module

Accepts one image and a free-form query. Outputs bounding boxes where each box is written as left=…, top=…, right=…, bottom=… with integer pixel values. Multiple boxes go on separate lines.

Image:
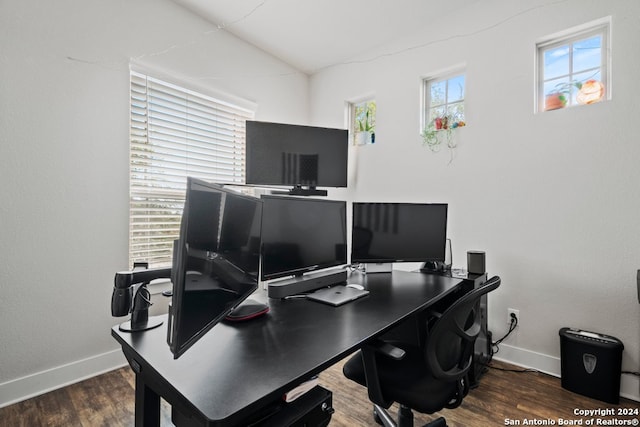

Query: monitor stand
left=419, top=261, right=448, bottom=273
left=364, top=263, right=393, bottom=273
left=118, top=284, right=164, bottom=332
left=271, top=185, right=328, bottom=197
left=267, top=268, right=348, bottom=298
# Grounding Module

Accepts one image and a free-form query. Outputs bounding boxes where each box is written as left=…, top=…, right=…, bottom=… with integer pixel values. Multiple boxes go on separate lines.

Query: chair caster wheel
left=373, top=408, right=383, bottom=425
left=427, top=416, right=447, bottom=426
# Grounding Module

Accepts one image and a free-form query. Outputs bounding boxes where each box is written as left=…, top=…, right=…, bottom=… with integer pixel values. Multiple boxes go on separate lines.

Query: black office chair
left=343, top=276, right=501, bottom=427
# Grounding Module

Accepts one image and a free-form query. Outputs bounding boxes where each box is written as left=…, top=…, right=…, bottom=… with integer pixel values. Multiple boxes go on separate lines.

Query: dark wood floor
left=0, top=359, right=637, bottom=426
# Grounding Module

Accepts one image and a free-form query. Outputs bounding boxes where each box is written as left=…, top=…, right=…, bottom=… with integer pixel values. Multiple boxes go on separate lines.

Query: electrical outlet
left=507, top=308, right=520, bottom=325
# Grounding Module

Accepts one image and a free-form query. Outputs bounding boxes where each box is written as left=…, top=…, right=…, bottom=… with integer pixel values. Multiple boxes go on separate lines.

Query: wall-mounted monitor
left=245, top=121, right=348, bottom=196
left=351, top=202, right=448, bottom=265
left=167, top=178, right=263, bottom=359
left=260, top=195, right=347, bottom=282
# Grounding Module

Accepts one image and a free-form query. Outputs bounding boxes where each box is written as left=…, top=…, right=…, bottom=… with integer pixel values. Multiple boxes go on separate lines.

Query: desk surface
left=111, top=270, right=463, bottom=426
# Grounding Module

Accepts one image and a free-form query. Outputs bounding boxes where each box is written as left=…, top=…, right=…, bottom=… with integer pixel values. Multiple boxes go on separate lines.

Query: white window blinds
left=129, top=71, right=255, bottom=267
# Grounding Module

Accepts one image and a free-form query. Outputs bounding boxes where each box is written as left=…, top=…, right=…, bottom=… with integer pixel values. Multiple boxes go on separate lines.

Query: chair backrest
left=425, top=276, right=501, bottom=382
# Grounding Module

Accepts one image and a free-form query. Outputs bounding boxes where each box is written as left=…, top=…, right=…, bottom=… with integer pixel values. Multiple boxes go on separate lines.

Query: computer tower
left=468, top=273, right=490, bottom=388
left=559, top=328, right=624, bottom=404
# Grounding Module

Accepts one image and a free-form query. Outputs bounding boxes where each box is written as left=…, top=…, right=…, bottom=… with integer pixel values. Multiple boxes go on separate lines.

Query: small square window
left=422, top=72, right=466, bottom=132
left=349, top=99, right=376, bottom=145
left=537, top=19, right=609, bottom=112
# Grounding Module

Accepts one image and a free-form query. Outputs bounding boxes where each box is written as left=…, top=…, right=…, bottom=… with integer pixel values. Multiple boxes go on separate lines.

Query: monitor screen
left=260, top=196, right=347, bottom=281
left=167, top=178, right=262, bottom=359
left=351, top=202, right=448, bottom=264
left=245, top=121, right=348, bottom=189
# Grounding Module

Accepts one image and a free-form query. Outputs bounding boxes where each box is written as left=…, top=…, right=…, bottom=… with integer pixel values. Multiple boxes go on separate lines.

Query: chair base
left=373, top=404, right=447, bottom=427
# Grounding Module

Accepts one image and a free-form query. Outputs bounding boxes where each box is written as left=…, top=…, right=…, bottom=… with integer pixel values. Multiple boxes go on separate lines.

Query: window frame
left=128, top=69, right=255, bottom=268
left=536, top=18, right=611, bottom=112
left=347, top=97, right=376, bottom=145
left=422, top=70, right=466, bottom=133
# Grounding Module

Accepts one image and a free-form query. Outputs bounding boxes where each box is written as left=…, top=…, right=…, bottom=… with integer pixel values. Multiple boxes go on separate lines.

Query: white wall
left=310, top=0, right=640, bottom=399
left=0, top=0, right=308, bottom=406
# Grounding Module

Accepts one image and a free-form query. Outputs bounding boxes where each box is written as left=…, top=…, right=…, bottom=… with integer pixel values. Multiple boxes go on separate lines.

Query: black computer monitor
left=167, top=178, right=263, bottom=359
left=245, top=121, right=348, bottom=195
left=260, top=195, right=347, bottom=281
left=351, top=202, right=448, bottom=264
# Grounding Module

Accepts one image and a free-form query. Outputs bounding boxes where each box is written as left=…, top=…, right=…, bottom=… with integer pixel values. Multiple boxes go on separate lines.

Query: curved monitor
left=351, top=202, right=448, bottom=264
left=167, top=178, right=262, bottom=359
left=260, top=195, right=347, bottom=281
left=245, top=121, right=348, bottom=190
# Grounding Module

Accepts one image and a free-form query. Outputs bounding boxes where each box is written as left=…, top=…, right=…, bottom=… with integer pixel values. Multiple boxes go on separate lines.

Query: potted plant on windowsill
left=354, top=111, right=375, bottom=145
left=544, top=81, right=583, bottom=111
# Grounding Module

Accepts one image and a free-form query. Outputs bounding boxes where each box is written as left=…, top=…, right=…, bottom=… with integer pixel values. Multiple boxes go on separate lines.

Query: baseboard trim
left=494, top=343, right=639, bottom=403
left=0, top=349, right=127, bottom=408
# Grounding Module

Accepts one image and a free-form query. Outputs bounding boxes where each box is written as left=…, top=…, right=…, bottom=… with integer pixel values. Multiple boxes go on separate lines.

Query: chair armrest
left=360, top=339, right=405, bottom=409
left=369, top=340, right=406, bottom=360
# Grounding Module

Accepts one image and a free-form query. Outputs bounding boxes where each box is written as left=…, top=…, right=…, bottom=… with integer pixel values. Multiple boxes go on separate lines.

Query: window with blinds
left=129, top=70, right=255, bottom=268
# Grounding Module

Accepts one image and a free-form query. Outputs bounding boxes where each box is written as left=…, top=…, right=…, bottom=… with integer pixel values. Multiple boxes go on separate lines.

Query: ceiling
left=171, top=0, right=477, bottom=75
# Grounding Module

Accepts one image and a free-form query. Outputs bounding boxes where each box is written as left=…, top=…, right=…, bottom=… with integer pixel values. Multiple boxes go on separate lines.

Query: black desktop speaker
left=420, top=261, right=445, bottom=273
left=467, top=251, right=486, bottom=274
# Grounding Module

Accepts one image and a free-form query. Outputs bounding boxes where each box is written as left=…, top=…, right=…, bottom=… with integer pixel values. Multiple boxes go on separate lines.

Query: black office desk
left=111, top=270, right=463, bottom=427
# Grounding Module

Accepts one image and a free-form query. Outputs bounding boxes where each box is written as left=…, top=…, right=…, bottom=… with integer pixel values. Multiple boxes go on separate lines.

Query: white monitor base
left=364, top=263, right=393, bottom=273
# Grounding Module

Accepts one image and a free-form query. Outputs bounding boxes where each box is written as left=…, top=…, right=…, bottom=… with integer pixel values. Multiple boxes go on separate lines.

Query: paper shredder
left=559, top=327, right=624, bottom=404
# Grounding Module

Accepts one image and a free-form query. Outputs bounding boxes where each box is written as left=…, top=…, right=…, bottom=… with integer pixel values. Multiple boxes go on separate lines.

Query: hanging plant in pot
left=421, top=115, right=465, bottom=153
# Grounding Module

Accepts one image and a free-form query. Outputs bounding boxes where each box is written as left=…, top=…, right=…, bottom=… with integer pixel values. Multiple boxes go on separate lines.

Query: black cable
left=131, top=283, right=153, bottom=312
left=490, top=314, right=518, bottom=357
left=487, top=318, right=638, bottom=377
left=482, top=316, right=543, bottom=374
left=487, top=364, right=540, bottom=374
left=347, top=263, right=365, bottom=273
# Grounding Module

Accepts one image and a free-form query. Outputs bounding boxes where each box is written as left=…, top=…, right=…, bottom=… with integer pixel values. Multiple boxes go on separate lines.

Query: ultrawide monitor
left=245, top=121, right=348, bottom=190
left=351, top=202, right=448, bottom=264
left=167, top=178, right=262, bottom=359
left=260, top=195, right=347, bottom=281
